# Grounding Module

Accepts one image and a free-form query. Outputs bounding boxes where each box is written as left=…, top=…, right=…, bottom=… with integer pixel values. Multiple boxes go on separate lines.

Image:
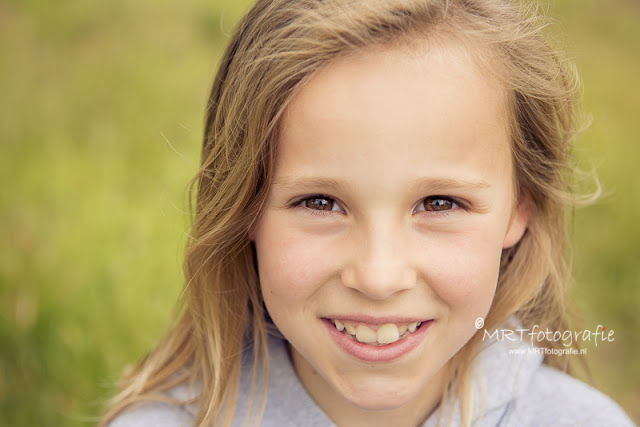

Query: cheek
left=423, top=225, right=504, bottom=315
left=254, top=216, right=336, bottom=308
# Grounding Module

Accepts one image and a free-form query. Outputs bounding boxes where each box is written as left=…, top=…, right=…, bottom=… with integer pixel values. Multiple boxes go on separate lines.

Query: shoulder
left=107, top=400, right=195, bottom=427
left=106, top=333, right=331, bottom=427
left=107, top=382, right=199, bottom=427
left=504, top=364, right=636, bottom=426
left=465, top=324, right=636, bottom=427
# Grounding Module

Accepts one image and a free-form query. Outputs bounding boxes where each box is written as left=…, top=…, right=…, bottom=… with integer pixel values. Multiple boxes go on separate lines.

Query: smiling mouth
left=329, top=319, right=423, bottom=346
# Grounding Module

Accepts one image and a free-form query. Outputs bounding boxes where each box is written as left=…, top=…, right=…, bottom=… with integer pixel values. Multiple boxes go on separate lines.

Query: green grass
left=1, top=0, right=638, bottom=425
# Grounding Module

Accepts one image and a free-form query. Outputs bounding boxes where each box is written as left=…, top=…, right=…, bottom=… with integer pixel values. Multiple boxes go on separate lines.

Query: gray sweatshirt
left=109, top=331, right=636, bottom=426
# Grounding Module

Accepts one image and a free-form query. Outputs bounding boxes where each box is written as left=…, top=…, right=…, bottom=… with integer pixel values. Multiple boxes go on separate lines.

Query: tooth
left=334, top=320, right=345, bottom=332
left=398, top=325, right=408, bottom=335
left=345, top=323, right=356, bottom=335
left=377, top=323, right=400, bottom=344
left=355, top=325, right=377, bottom=343
left=408, top=322, right=418, bottom=333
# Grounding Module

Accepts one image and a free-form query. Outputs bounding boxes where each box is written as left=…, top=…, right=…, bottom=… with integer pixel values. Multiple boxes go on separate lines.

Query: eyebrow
left=411, top=177, right=492, bottom=193
left=272, top=176, right=348, bottom=193
left=271, top=176, right=491, bottom=193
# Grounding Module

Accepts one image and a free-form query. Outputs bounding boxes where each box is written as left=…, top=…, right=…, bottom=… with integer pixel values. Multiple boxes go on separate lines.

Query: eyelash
left=292, top=194, right=466, bottom=218
left=293, top=194, right=344, bottom=217
left=415, top=196, right=464, bottom=217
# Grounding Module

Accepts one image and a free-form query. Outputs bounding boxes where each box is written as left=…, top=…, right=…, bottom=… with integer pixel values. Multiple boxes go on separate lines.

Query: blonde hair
left=102, top=0, right=588, bottom=425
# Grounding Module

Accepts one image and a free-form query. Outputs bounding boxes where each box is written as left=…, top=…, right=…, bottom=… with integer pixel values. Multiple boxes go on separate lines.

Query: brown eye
left=295, top=195, right=345, bottom=216
left=306, top=197, right=335, bottom=211
left=422, top=196, right=455, bottom=212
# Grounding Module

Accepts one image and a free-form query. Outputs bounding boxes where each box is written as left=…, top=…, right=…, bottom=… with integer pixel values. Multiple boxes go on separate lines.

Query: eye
left=415, top=196, right=459, bottom=213
left=296, top=195, right=345, bottom=215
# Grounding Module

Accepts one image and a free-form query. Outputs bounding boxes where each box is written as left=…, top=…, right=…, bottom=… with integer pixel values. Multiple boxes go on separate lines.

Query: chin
left=350, top=398, right=409, bottom=412
left=336, top=376, right=421, bottom=411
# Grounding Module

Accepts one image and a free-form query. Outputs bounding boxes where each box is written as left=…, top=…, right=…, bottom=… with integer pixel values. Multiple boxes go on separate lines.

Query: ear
left=502, top=191, right=531, bottom=249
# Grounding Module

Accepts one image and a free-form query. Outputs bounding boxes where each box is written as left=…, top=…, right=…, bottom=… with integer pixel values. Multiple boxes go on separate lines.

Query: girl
left=103, top=0, right=635, bottom=426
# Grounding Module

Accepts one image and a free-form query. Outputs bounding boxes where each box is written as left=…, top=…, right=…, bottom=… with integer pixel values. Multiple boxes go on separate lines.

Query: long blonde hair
left=102, top=0, right=587, bottom=425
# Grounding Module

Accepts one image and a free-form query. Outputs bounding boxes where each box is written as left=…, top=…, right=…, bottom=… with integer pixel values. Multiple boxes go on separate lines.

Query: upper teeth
left=332, top=320, right=421, bottom=346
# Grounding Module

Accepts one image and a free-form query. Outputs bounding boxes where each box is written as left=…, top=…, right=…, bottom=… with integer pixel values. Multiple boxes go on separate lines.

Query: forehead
left=275, top=37, right=512, bottom=191
left=286, top=35, right=507, bottom=116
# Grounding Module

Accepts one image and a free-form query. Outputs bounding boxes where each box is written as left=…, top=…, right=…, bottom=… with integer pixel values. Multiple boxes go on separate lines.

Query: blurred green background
left=1, top=0, right=638, bottom=425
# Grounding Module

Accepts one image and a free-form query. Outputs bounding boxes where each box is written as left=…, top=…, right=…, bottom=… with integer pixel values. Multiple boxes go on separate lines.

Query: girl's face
left=253, top=40, right=528, bottom=424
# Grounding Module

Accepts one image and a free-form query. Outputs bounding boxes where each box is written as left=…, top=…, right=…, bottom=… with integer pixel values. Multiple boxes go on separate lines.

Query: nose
left=341, top=220, right=417, bottom=300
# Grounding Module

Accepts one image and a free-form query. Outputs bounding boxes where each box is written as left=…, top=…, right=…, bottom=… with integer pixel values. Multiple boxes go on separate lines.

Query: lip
left=322, top=317, right=433, bottom=363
